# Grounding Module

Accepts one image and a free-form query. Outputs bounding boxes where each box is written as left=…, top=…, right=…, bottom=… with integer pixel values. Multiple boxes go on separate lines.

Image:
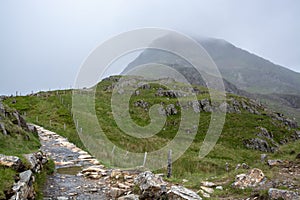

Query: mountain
left=199, top=38, right=300, bottom=95
left=123, top=36, right=300, bottom=122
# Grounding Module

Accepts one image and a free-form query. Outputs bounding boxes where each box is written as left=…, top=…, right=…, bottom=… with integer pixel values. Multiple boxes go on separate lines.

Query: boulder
left=261, top=154, right=268, bottom=162
left=81, top=165, right=107, bottom=179
left=134, top=171, right=165, bottom=191
left=0, top=154, right=24, bottom=171
left=134, top=100, right=149, bottom=110
left=201, top=181, right=215, bottom=187
left=267, top=159, right=283, bottom=167
left=232, top=168, right=265, bottom=189
left=165, top=104, right=178, bottom=116
left=24, top=152, right=47, bottom=173
left=200, top=186, right=214, bottom=194
left=156, top=90, right=184, bottom=98
left=199, top=99, right=212, bottom=112
left=167, top=186, right=202, bottom=200
left=11, top=170, right=35, bottom=200
left=134, top=171, right=166, bottom=199
left=257, top=127, right=273, bottom=139
left=118, top=194, right=139, bottom=200
left=243, top=138, right=277, bottom=152
left=268, top=188, right=299, bottom=200
left=0, top=122, right=7, bottom=135
left=235, top=163, right=250, bottom=170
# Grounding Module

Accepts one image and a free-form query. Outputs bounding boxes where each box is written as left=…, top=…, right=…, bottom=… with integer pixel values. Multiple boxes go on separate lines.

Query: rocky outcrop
left=0, top=152, right=48, bottom=200
left=134, top=171, right=167, bottom=199
left=232, top=168, right=265, bottom=189
left=24, top=151, right=48, bottom=173
left=134, top=100, right=149, bottom=110
left=168, top=186, right=202, bottom=200
left=268, top=188, right=299, bottom=200
left=155, top=89, right=185, bottom=98
left=10, top=170, right=35, bottom=200
left=0, top=154, right=24, bottom=172
left=267, top=159, right=283, bottom=167
left=243, top=138, right=277, bottom=152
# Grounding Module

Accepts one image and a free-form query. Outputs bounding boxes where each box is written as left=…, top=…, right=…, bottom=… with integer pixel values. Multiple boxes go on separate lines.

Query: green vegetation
left=0, top=104, right=41, bottom=199
left=34, top=159, right=55, bottom=200
left=4, top=75, right=300, bottom=198
left=0, top=167, right=16, bottom=199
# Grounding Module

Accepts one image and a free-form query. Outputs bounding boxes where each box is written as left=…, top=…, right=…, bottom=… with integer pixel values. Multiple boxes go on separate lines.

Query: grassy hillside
left=4, top=76, right=300, bottom=199
left=0, top=103, right=40, bottom=199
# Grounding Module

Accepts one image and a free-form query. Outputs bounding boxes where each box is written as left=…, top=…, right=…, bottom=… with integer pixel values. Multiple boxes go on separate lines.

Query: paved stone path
left=35, top=125, right=109, bottom=200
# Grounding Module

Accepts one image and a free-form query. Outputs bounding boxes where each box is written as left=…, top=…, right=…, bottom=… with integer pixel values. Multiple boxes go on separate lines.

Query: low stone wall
left=0, top=152, right=48, bottom=200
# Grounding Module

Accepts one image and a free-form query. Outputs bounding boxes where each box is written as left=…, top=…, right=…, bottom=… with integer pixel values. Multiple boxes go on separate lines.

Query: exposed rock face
left=271, top=113, right=298, bottom=129
left=134, top=171, right=167, bottom=199
left=243, top=138, right=277, bottom=152
left=168, top=186, right=202, bottom=200
left=232, top=168, right=265, bottom=189
left=10, top=170, right=35, bottom=200
left=165, top=104, right=178, bottom=116
left=256, top=127, right=273, bottom=139
left=24, top=152, right=47, bottom=173
left=0, top=122, right=7, bottom=135
left=131, top=171, right=202, bottom=200
left=268, top=188, right=299, bottom=200
left=156, top=89, right=184, bottom=98
left=199, top=99, right=212, bottom=112
left=1, top=152, right=49, bottom=200
left=134, top=100, right=149, bottom=110
left=267, top=159, right=283, bottom=167
left=118, top=194, right=139, bottom=200
left=0, top=154, right=24, bottom=172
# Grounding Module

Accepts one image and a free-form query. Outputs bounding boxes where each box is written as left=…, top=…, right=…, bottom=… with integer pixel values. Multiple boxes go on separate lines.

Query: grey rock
left=243, top=138, right=277, bottom=152
left=261, top=154, right=268, bottom=162
left=165, top=104, right=178, bottom=116
left=168, top=185, right=202, bottom=200
left=118, top=194, right=139, bottom=200
left=257, top=127, right=273, bottom=139
left=134, top=100, right=149, bottom=110
left=199, top=99, right=212, bottom=112
left=268, top=188, right=299, bottom=200
left=156, top=90, right=184, bottom=98
left=232, top=168, right=265, bottom=189
left=0, top=122, right=7, bottom=135
left=215, top=186, right=223, bottom=190
left=267, top=159, right=283, bottom=167
left=134, top=171, right=165, bottom=191
left=189, top=100, right=201, bottom=113
left=19, top=170, right=33, bottom=183
left=0, top=154, right=24, bottom=171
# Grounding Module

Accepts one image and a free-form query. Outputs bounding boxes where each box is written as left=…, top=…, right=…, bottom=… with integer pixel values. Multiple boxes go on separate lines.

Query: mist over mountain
left=123, top=35, right=300, bottom=122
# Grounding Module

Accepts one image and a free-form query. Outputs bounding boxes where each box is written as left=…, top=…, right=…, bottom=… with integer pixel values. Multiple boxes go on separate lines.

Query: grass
left=34, top=159, right=55, bottom=200
left=0, top=104, right=42, bottom=199
left=4, top=75, right=300, bottom=198
left=0, top=167, right=16, bottom=199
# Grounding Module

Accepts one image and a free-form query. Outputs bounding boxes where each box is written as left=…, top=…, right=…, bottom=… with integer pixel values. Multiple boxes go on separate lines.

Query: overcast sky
left=0, top=0, right=299, bottom=95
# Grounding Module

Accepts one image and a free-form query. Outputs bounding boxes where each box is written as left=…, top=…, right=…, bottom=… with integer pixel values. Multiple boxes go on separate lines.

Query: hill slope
left=124, top=36, right=300, bottom=123
left=4, top=76, right=300, bottom=199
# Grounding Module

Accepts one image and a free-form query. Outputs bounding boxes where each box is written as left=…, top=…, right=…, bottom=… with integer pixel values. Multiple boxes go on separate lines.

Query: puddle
left=56, top=166, right=82, bottom=175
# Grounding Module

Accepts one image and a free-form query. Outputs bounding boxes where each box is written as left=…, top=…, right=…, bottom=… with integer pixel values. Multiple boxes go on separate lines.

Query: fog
left=0, top=0, right=299, bottom=95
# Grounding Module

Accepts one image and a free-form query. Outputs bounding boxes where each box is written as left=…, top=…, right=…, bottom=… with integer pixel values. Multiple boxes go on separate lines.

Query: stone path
left=35, top=125, right=109, bottom=200
left=35, top=125, right=204, bottom=200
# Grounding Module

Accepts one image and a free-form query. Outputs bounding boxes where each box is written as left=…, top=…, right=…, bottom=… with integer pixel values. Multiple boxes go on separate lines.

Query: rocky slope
left=124, top=36, right=300, bottom=123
